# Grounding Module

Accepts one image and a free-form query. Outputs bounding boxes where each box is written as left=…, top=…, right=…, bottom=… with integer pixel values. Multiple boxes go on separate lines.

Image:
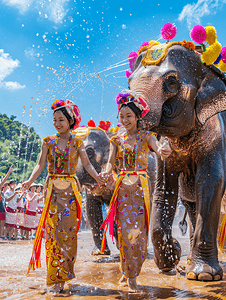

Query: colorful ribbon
left=218, top=213, right=226, bottom=251
left=27, top=174, right=81, bottom=276
left=100, top=170, right=150, bottom=254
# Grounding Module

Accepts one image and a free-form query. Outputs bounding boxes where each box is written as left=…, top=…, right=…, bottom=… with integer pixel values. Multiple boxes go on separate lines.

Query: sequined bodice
left=43, top=133, right=83, bottom=175
left=110, top=131, right=156, bottom=171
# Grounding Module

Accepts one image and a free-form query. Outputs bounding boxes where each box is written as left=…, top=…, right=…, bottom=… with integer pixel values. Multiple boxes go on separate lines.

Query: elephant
left=76, top=127, right=156, bottom=255
left=128, top=42, right=226, bottom=281
left=76, top=127, right=115, bottom=255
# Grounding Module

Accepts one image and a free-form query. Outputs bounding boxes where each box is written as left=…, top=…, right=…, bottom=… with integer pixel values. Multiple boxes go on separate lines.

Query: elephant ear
left=195, top=68, right=226, bottom=125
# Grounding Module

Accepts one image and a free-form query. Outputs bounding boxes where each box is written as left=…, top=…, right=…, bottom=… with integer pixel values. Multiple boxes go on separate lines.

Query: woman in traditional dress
left=100, top=91, right=171, bottom=292
left=23, top=99, right=105, bottom=293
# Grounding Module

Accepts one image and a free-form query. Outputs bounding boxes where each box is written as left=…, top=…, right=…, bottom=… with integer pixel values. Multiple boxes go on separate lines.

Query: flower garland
left=54, top=133, right=72, bottom=173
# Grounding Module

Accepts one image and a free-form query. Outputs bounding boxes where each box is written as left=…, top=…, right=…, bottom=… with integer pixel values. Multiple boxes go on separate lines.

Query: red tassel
left=87, top=120, right=96, bottom=127
left=98, top=120, right=111, bottom=131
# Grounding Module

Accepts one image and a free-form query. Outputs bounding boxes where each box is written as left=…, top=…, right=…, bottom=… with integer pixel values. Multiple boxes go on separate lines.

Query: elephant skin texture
left=76, top=128, right=156, bottom=255
left=129, top=45, right=226, bottom=281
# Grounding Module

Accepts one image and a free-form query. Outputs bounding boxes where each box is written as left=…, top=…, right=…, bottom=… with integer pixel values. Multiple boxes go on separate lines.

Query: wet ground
left=1, top=225, right=226, bottom=300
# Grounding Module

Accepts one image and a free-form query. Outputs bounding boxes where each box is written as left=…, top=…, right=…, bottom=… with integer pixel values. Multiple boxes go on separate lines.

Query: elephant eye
left=165, top=76, right=180, bottom=93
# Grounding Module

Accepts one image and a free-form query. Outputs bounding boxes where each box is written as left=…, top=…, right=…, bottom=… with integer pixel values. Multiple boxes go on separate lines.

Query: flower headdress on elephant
left=125, top=22, right=226, bottom=128
left=125, top=23, right=226, bottom=79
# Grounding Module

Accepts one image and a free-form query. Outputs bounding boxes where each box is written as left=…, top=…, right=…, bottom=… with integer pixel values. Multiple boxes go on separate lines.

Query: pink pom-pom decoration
left=128, top=51, right=138, bottom=71
left=221, top=47, right=226, bottom=63
left=161, top=23, right=177, bottom=40
left=190, top=25, right=206, bottom=44
left=138, top=41, right=149, bottom=51
left=125, top=70, right=132, bottom=78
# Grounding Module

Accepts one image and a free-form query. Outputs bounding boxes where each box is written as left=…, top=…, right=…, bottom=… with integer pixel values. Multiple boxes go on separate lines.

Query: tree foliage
left=0, top=114, right=47, bottom=184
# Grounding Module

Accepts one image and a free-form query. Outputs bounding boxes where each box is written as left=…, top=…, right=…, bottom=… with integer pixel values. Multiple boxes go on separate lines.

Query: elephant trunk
left=130, top=74, right=165, bottom=130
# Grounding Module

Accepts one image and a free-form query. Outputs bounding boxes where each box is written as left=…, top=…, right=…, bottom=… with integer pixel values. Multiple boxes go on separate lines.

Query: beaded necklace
left=122, top=130, right=141, bottom=170
left=54, top=133, right=72, bottom=173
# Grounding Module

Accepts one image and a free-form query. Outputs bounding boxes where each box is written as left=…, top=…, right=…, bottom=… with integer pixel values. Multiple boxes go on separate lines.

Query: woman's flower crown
left=116, top=90, right=149, bottom=117
left=51, top=99, right=81, bottom=129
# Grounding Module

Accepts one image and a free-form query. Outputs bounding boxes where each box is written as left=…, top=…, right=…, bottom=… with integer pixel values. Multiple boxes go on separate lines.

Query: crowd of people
left=0, top=166, right=44, bottom=241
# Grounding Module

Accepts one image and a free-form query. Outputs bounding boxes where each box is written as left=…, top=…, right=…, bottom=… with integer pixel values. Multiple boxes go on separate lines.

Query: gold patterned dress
left=27, top=128, right=89, bottom=286
left=101, top=130, right=156, bottom=278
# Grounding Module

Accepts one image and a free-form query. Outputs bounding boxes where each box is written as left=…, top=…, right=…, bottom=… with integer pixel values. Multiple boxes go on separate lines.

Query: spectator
left=5, top=179, right=23, bottom=240
left=0, top=166, right=17, bottom=240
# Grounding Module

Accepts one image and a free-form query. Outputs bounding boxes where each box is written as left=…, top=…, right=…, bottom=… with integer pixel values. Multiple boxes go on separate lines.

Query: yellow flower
left=205, top=26, right=217, bottom=45
left=218, top=60, right=226, bottom=72
left=201, top=41, right=221, bottom=65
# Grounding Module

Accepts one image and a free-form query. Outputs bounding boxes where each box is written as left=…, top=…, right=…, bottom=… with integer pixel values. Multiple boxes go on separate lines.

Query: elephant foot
left=186, top=261, right=223, bottom=281
left=153, top=238, right=181, bottom=271
left=91, top=245, right=110, bottom=256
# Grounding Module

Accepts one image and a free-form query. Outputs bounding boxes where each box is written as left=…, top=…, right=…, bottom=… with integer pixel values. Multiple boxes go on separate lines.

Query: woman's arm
left=78, top=142, right=105, bottom=185
left=22, top=141, right=48, bottom=189
left=0, top=165, right=17, bottom=190
left=5, top=191, right=19, bottom=202
left=148, top=135, right=172, bottom=159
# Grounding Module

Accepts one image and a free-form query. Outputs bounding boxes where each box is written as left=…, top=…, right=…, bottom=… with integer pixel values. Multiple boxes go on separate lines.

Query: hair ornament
left=51, top=99, right=81, bottom=129
left=116, top=90, right=149, bottom=117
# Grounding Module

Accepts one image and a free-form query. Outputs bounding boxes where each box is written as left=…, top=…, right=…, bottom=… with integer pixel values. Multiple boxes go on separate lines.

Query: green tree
left=0, top=114, right=46, bottom=184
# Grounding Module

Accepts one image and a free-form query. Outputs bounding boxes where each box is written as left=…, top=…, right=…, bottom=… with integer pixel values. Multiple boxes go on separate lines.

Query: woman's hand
left=99, top=171, right=111, bottom=182
left=9, top=165, right=18, bottom=173
left=95, top=173, right=107, bottom=186
left=157, top=138, right=172, bottom=160
left=22, top=180, right=32, bottom=190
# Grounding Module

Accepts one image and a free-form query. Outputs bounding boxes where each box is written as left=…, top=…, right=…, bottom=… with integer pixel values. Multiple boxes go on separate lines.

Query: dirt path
left=0, top=229, right=226, bottom=300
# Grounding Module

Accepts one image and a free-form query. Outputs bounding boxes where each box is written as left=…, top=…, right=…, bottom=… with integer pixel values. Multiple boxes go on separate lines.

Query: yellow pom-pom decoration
left=149, top=40, right=161, bottom=47
left=205, top=26, right=217, bottom=45
left=201, top=41, right=221, bottom=65
left=109, top=126, right=120, bottom=133
left=218, top=60, right=226, bottom=72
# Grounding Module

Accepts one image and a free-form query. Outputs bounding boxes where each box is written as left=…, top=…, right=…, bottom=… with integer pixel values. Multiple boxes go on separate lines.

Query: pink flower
left=221, top=47, right=226, bottom=63
left=190, top=25, right=206, bottom=44
left=128, top=51, right=138, bottom=71
left=161, top=23, right=177, bottom=40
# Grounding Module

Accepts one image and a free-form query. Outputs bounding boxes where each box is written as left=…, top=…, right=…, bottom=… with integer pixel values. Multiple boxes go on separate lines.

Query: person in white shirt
left=5, top=179, right=23, bottom=240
